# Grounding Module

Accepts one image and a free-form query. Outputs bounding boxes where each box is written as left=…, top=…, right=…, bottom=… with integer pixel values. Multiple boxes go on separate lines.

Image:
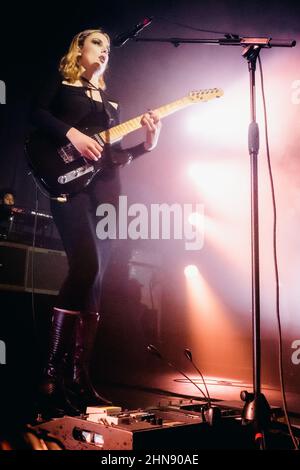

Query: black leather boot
left=39, top=307, right=81, bottom=418
left=67, top=312, right=112, bottom=412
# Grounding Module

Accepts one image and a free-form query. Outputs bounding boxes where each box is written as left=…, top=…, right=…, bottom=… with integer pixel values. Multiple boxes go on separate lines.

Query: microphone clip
left=113, top=17, right=153, bottom=48
left=201, top=404, right=222, bottom=427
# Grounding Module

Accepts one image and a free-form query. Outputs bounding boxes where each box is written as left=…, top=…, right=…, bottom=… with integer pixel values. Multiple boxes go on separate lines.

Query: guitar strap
left=81, top=77, right=117, bottom=128
left=99, top=89, right=117, bottom=128
left=99, top=89, right=134, bottom=165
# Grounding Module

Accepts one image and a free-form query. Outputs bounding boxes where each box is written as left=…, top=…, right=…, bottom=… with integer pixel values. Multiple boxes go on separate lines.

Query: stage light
left=184, top=268, right=250, bottom=375
left=188, top=163, right=202, bottom=182
left=188, top=211, right=204, bottom=228
left=187, top=159, right=249, bottom=218
left=184, top=265, right=199, bottom=279
left=185, top=114, right=206, bottom=135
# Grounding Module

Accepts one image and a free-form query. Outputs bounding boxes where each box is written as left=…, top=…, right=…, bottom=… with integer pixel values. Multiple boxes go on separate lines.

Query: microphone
left=113, top=17, right=153, bottom=47
left=184, top=348, right=211, bottom=407
left=147, top=344, right=209, bottom=403
left=184, top=348, right=221, bottom=426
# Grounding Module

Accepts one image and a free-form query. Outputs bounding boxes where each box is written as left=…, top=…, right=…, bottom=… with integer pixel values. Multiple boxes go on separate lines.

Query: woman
left=32, top=28, right=161, bottom=416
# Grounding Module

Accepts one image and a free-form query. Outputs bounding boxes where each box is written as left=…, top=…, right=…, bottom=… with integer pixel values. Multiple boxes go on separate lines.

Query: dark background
left=1, top=0, right=300, bottom=429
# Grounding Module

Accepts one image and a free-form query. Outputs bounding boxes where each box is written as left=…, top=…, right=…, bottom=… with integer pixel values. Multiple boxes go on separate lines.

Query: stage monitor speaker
left=0, top=241, right=68, bottom=295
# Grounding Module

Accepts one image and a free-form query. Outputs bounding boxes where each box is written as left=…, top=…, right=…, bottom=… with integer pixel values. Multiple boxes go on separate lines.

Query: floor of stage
left=1, top=367, right=300, bottom=450
left=97, top=371, right=300, bottom=425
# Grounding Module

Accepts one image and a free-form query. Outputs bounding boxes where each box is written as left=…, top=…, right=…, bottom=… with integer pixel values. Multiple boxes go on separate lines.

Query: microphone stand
left=240, top=43, right=271, bottom=450
left=133, top=34, right=296, bottom=448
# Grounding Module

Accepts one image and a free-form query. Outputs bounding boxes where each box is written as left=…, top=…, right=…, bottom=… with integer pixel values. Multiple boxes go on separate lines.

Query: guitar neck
left=99, top=96, right=192, bottom=144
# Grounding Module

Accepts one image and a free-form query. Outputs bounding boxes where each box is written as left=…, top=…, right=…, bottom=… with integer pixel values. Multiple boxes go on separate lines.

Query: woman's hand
left=141, top=110, right=162, bottom=151
left=66, top=127, right=103, bottom=161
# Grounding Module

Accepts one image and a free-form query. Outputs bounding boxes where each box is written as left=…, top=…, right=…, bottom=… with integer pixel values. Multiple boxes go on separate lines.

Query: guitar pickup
left=58, top=143, right=81, bottom=163
left=58, top=164, right=94, bottom=184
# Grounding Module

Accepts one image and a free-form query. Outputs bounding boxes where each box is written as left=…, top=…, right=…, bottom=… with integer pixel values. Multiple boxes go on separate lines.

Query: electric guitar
left=26, top=88, right=223, bottom=197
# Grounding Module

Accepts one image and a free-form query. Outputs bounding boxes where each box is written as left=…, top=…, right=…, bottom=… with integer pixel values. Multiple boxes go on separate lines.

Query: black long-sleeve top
left=31, top=71, right=146, bottom=161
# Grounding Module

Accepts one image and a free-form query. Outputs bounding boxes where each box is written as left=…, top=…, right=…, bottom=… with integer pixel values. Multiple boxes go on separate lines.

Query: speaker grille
left=0, top=242, right=68, bottom=295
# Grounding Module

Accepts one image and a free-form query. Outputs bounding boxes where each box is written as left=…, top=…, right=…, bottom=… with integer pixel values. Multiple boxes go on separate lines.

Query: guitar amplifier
left=0, top=241, right=68, bottom=295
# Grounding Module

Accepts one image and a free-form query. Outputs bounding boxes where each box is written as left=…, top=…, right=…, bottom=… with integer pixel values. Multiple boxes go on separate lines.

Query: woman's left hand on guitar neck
left=141, top=110, right=162, bottom=151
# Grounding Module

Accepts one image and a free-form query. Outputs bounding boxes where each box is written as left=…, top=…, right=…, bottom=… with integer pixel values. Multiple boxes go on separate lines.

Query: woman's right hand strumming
left=66, top=127, right=103, bottom=161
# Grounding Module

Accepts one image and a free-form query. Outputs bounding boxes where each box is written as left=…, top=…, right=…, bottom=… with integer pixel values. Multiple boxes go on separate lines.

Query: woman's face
left=79, top=32, right=110, bottom=74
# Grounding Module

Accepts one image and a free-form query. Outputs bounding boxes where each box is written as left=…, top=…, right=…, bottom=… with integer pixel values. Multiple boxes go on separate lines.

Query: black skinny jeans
left=50, top=172, right=120, bottom=313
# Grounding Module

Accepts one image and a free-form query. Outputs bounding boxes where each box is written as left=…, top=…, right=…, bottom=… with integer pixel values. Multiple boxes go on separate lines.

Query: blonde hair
left=59, top=29, right=110, bottom=90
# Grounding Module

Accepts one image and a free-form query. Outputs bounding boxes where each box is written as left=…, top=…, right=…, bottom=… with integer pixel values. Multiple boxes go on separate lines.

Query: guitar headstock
left=188, top=88, right=224, bottom=103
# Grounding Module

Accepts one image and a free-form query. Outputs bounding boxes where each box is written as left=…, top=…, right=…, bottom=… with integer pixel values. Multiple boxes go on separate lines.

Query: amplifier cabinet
left=0, top=242, right=68, bottom=295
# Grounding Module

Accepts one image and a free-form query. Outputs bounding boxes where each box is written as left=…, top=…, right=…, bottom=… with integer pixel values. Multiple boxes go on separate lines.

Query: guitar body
left=26, top=126, right=109, bottom=197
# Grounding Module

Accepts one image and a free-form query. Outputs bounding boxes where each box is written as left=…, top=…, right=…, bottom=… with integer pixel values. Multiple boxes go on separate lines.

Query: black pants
left=50, top=173, right=120, bottom=312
